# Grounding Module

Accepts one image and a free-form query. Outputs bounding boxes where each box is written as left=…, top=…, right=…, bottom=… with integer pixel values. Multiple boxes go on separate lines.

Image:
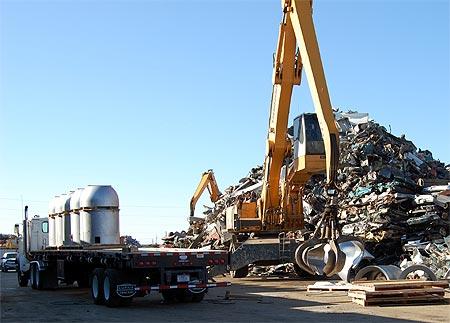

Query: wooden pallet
left=351, top=294, right=445, bottom=307
left=349, top=288, right=445, bottom=299
left=349, top=280, right=448, bottom=307
left=351, top=280, right=449, bottom=292
left=307, top=282, right=352, bottom=292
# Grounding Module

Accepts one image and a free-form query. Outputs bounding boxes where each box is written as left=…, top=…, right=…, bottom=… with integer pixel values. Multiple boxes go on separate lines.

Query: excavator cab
left=291, top=113, right=326, bottom=178
left=293, top=113, right=325, bottom=157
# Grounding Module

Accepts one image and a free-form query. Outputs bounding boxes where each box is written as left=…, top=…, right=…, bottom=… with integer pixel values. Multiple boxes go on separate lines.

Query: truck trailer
left=16, top=185, right=229, bottom=307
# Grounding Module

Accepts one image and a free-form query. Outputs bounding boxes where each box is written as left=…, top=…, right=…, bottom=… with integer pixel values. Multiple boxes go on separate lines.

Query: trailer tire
left=190, top=289, right=207, bottom=303
left=103, top=269, right=122, bottom=307
left=17, top=270, right=28, bottom=287
left=91, top=268, right=105, bottom=305
left=35, top=266, right=45, bottom=290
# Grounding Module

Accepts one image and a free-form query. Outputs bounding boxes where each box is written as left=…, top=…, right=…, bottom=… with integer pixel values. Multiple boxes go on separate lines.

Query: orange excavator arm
left=190, top=170, right=221, bottom=217
left=260, top=0, right=339, bottom=228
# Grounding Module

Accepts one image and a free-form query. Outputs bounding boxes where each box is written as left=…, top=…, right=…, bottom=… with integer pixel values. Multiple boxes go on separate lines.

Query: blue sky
left=1, top=0, right=449, bottom=243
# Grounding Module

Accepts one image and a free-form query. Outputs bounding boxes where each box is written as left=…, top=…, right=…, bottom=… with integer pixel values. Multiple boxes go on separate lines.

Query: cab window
left=42, top=221, right=48, bottom=233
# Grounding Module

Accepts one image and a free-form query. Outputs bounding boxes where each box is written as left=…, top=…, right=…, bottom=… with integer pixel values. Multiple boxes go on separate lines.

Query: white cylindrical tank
left=47, top=197, right=57, bottom=247
left=55, top=194, right=66, bottom=247
left=79, top=185, right=120, bottom=245
left=70, top=188, right=83, bottom=244
left=63, top=192, right=74, bottom=245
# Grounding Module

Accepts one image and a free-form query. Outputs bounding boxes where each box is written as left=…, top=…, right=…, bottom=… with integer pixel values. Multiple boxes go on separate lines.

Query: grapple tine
left=322, top=244, right=336, bottom=276
left=324, top=218, right=346, bottom=277
left=305, top=242, right=328, bottom=275
left=326, top=239, right=346, bottom=277
left=294, top=239, right=319, bottom=275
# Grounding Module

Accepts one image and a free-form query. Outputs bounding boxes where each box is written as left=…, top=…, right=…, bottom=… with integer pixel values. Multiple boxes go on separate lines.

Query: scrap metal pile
left=302, top=112, right=450, bottom=276
left=164, top=111, right=450, bottom=278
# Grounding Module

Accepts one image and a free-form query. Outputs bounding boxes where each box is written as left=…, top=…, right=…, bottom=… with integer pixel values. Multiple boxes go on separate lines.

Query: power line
left=0, top=197, right=184, bottom=209
left=121, top=205, right=184, bottom=209
left=0, top=197, right=48, bottom=203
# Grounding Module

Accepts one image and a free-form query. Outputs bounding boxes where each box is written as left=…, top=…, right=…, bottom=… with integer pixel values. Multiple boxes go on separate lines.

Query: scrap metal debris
left=401, top=236, right=450, bottom=279
left=165, top=111, right=449, bottom=278
left=120, top=235, right=142, bottom=247
left=303, top=112, right=450, bottom=270
left=249, top=263, right=296, bottom=278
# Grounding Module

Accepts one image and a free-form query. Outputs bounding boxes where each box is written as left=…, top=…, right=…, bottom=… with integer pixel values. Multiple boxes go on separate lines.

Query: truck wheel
left=175, top=290, right=193, bottom=303
left=103, top=269, right=122, bottom=307
left=35, top=267, right=44, bottom=290
left=230, top=266, right=248, bottom=278
left=30, top=264, right=37, bottom=290
left=91, top=268, right=105, bottom=305
left=189, top=288, right=207, bottom=302
left=17, top=270, right=28, bottom=287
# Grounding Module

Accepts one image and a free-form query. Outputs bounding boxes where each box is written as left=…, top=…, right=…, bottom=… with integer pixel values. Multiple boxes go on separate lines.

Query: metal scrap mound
left=163, top=111, right=450, bottom=278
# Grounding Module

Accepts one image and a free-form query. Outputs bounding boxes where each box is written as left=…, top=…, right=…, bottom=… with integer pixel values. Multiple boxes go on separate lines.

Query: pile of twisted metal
left=163, top=111, right=450, bottom=279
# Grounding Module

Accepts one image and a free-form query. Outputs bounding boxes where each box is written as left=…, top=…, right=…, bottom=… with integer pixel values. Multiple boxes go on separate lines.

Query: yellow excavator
left=190, top=170, right=221, bottom=218
left=223, top=0, right=365, bottom=278
left=188, top=0, right=366, bottom=279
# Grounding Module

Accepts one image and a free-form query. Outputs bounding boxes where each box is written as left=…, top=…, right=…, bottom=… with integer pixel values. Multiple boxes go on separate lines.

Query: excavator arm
left=190, top=170, right=221, bottom=217
left=261, top=0, right=362, bottom=277
left=260, top=0, right=339, bottom=229
left=260, top=0, right=301, bottom=225
left=288, top=0, right=340, bottom=187
left=219, top=0, right=365, bottom=280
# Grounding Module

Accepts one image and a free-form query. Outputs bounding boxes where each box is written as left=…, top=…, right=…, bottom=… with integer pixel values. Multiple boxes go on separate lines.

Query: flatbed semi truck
left=16, top=186, right=229, bottom=307
left=18, top=244, right=228, bottom=307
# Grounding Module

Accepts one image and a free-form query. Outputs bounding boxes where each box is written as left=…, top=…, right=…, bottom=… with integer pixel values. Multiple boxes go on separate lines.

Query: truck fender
left=29, top=260, right=47, bottom=271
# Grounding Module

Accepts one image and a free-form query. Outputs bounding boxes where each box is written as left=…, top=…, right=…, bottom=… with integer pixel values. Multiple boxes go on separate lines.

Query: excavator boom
left=288, top=0, right=339, bottom=186
left=260, top=0, right=339, bottom=230
left=190, top=170, right=221, bottom=217
left=222, top=0, right=364, bottom=279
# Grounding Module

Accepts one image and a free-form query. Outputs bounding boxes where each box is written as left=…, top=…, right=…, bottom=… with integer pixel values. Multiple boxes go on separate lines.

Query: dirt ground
left=1, top=270, right=449, bottom=322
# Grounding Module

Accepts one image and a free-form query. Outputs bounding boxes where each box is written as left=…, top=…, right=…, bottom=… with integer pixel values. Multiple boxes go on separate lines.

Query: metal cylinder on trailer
left=55, top=194, right=66, bottom=247
left=63, top=191, right=74, bottom=245
left=47, top=196, right=57, bottom=247
left=69, top=188, right=83, bottom=244
left=79, top=185, right=120, bottom=245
